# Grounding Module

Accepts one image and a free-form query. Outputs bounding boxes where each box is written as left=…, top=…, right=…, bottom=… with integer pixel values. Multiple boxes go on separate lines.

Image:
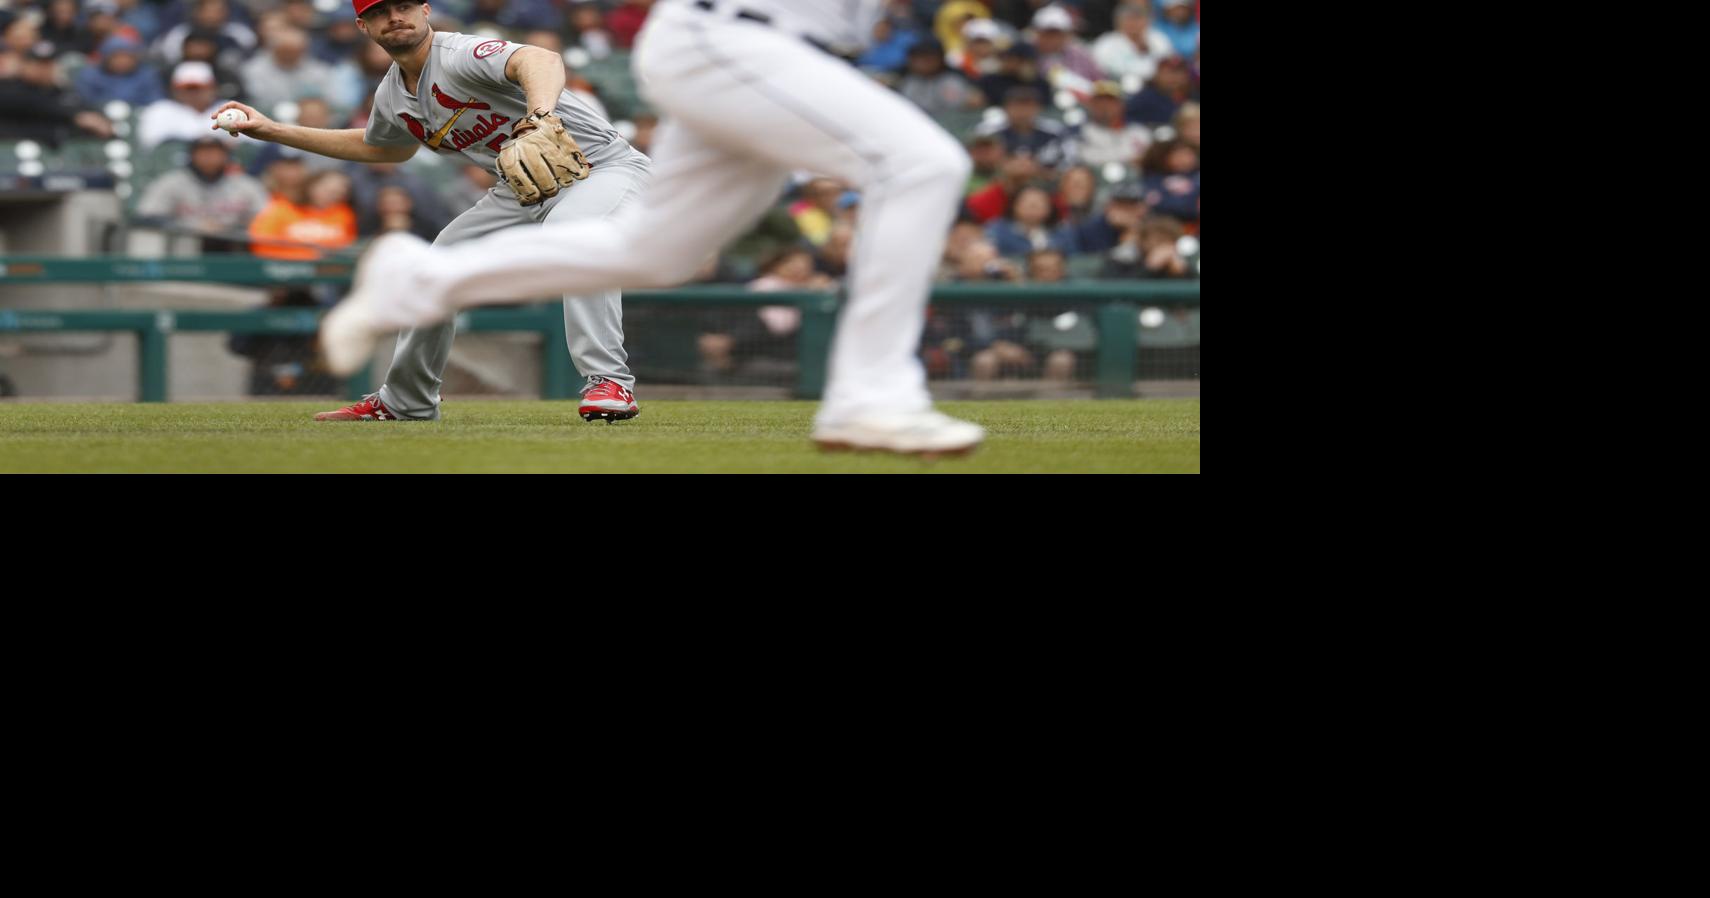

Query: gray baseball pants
left=376, top=153, right=652, bottom=419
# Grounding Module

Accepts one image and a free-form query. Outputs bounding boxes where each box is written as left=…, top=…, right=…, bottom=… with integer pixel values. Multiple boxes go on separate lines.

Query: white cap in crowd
left=171, top=60, right=216, bottom=87
left=1032, top=6, right=1075, bottom=32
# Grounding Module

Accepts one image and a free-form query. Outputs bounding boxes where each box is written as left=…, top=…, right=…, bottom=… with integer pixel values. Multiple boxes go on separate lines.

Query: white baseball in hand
left=216, top=108, right=248, bottom=131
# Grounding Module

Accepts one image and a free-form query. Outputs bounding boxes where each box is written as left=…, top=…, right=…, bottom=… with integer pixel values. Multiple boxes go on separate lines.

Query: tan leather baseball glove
left=497, top=113, right=593, bottom=206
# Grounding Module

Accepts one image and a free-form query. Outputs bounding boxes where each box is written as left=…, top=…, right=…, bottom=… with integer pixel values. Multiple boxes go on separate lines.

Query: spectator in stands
left=985, top=0, right=1082, bottom=31
left=750, top=246, right=835, bottom=294
left=312, top=16, right=364, bottom=66
left=934, top=1, right=992, bottom=54
left=442, top=162, right=498, bottom=211
left=1065, top=180, right=1145, bottom=254
left=977, top=85, right=1075, bottom=170
left=976, top=43, right=1050, bottom=111
left=1029, top=5, right=1104, bottom=90
left=1154, top=0, right=1198, bottom=58
left=180, top=29, right=246, bottom=105
left=247, top=97, right=345, bottom=175
left=965, top=134, right=1005, bottom=194
left=953, top=239, right=1021, bottom=283
left=789, top=178, right=844, bottom=247
left=241, top=26, right=337, bottom=118
left=697, top=246, right=831, bottom=375
left=464, top=0, right=561, bottom=30
left=1028, top=247, right=1067, bottom=283
left=39, top=0, right=93, bottom=56
left=1125, top=55, right=1192, bottom=125
left=815, top=221, right=856, bottom=282
left=1024, top=250, right=1079, bottom=379
left=2, top=14, right=41, bottom=59
left=323, top=49, right=375, bottom=123
left=940, top=217, right=989, bottom=281
left=608, top=0, right=654, bottom=50
left=0, top=41, right=114, bottom=144
left=898, top=39, right=981, bottom=115
left=1141, top=138, right=1198, bottom=225
left=1104, top=213, right=1190, bottom=279
left=985, top=184, right=1076, bottom=256
left=1174, top=100, right=1198, bottom=149
left=965, top=152, right=1042, bottom=223
left=138, top=61, right=235, bottom=149
left=353, top=37, right=394, bottom=95
left=1078, top=80, right=1149, bottom=169
left=80, top=1, right=141, bottom=53
left=259, top=153, right=308, bottom=196
left=134, top=135, right=269, bottom=253
left=279, top=0, right=321, bottom=33
left=521, top=29, right=563, bottom=55
left=249, top=167, right=357, bottom=261
left=156, top=0, right=256, bottom=67
left=1090, top=2, right=1175, bottom=85
left=373, top=184, right=439, bottom=240
left=74, top=34, right=164, bottom=108
left=114, top=0, right=164, bottom=44
left=968, top=299, right=1036, bottom=381
left=951, top=16, right=1004, bottom=79
left=858, top=12, right=921, bottom=80
left=345, top=157, right=455, bottom=236
left=569, top=3, right=615, bottom=60
left=1055, top=164, right=1099, bottom=225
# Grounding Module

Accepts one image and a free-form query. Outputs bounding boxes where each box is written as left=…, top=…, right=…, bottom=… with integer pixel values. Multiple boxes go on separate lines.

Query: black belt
left=693, top=0, right=771, bottom=26
left=690, top=0, right=851, bottom=60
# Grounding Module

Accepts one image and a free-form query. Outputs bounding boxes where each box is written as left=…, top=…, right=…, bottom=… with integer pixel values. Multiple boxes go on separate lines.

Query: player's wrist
left=514, top=107, right=553, bottom=134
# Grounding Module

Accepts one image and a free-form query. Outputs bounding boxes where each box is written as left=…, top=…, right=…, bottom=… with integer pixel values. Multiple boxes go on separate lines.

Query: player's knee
left=893, top=136, right=971, bottom=190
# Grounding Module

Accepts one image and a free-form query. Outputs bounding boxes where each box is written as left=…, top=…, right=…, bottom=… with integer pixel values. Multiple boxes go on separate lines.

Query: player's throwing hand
left=209, top=101, right=274, bottom=139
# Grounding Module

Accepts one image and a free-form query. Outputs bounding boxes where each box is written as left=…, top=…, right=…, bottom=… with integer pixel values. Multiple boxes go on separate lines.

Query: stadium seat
left=1066, top=254, right=1106, bottom=281
left=1138, top=308, right=1201, bottom=349
left=1026, top=311, right=1098, bottom=352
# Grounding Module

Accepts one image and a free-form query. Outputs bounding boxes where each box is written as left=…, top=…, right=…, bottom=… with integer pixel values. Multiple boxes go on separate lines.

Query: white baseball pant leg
left=397, top=5, right=971, bottom=425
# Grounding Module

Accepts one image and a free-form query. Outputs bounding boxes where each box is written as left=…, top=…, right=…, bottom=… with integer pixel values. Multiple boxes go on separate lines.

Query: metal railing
left=1, top=255, right=1200, bottom=401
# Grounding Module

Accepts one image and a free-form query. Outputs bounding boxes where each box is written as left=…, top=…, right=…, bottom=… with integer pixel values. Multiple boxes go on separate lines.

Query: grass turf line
left=0, top=399, right=1200, bottom=473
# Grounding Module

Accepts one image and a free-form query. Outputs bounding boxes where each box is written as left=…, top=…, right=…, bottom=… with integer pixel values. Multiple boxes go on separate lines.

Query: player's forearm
left=253, top=125, right=414, bottom=164
left=509, top=47, right=567, bottom=114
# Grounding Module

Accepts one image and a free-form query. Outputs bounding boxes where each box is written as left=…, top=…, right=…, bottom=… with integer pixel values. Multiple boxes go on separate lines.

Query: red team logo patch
left=474, top=40, right=507, bottom=59
left=402, top=85, right=509, bottom=152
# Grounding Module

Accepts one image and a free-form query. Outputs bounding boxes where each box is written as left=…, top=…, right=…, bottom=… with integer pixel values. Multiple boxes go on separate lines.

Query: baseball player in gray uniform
left=213, top=0, right=651, bottom=423
left=322, top=0, right=986, bottom=456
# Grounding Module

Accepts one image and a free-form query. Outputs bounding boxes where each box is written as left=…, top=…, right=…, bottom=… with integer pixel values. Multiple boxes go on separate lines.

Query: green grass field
left=0, top=399, right=1199, bottom=473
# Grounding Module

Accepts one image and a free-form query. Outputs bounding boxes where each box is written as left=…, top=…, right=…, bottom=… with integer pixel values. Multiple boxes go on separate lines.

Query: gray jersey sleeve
left=435, top=32, right=524, bottom=95
left=365, top=70, right=422, bottom=148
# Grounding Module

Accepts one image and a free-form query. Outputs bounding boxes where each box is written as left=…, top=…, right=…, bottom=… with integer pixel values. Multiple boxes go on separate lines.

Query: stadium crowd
left=1, top=0, right=1199, bottom=383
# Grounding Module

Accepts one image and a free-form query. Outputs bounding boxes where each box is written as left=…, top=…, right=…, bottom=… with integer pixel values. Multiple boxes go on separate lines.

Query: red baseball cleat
left=580, top=377, right=639, bottom=423
left=313, top=395, right=399, bottom=421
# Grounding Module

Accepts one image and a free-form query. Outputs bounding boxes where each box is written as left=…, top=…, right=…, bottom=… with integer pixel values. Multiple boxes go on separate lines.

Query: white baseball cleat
left=811, top=410, right=986, bottom=458
left=321, top=232, right=437, bottom=376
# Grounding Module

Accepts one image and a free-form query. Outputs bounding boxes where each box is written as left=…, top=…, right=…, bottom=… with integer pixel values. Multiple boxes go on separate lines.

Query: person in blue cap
left=74, top=34, right=165, bottom=108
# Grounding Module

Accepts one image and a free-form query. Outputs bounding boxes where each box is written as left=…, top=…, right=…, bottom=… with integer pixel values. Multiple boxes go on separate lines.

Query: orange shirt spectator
left=249, top=171, right=357, bottom=260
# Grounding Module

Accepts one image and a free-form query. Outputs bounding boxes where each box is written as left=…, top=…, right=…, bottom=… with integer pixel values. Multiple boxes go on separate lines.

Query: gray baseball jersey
left=365, top=30, right=636, bottom=177
left=662, top=0, right=885, bottom=51
left=362, top=29, right=648, bottom=418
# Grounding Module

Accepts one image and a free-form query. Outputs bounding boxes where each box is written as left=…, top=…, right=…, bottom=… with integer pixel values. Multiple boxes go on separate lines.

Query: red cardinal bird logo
left=395, top=84, right=491, bottom=150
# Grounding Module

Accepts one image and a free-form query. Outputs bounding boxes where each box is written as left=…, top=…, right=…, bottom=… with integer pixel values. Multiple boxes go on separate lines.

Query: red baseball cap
left=353, top=0, right=389, bottom=16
